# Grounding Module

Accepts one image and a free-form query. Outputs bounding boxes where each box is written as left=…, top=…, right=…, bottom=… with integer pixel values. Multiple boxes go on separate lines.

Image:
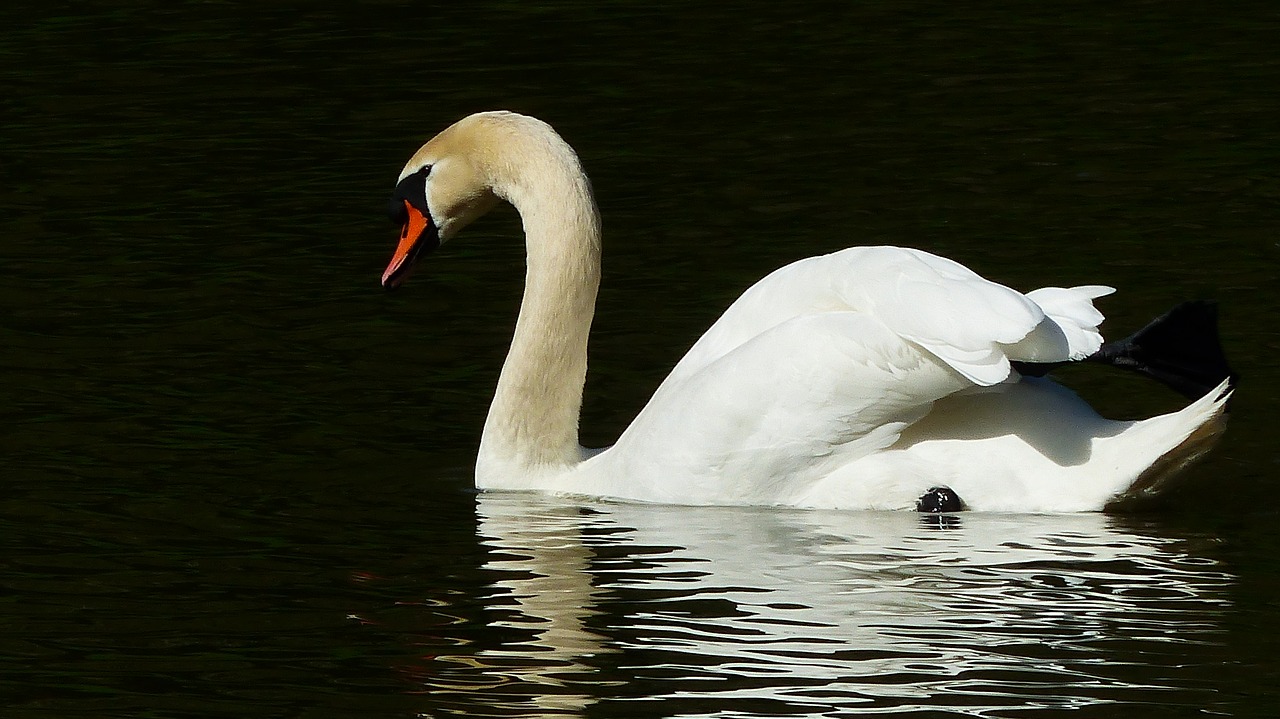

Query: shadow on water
left=438, top=494, right=1240, bottom=718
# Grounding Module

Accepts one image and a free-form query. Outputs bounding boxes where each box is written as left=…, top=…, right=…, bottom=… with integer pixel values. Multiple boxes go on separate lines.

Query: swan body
left=381, top=111, right=1231, bottom=512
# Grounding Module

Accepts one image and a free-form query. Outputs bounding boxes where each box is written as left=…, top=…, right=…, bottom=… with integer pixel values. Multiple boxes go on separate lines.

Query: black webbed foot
left=916, top=486, right=965, bottom=513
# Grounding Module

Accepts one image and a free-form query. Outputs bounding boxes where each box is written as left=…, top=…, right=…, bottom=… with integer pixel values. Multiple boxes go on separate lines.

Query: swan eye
left=388, top=164, right=432, bottom=223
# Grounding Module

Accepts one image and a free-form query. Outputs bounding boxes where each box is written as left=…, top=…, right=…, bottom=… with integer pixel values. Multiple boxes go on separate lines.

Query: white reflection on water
left=472, top=494, right=1233, bottom=718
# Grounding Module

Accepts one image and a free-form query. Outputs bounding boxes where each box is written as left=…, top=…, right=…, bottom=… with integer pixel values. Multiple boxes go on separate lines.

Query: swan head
left=382, top=111, right=596, bottom=290
left=382, top=114, right=505, bottom=289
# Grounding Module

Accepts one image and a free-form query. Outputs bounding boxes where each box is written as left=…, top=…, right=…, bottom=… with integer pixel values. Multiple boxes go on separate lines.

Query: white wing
left=668, top=247, right=1106, bottom=386
left=583, top=310, right=956, bottom=504
left=575, top=247, right=1111, bottom=503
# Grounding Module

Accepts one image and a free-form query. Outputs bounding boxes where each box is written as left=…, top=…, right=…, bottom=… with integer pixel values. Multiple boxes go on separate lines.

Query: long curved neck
left=477, top=127, right=601, bottom=485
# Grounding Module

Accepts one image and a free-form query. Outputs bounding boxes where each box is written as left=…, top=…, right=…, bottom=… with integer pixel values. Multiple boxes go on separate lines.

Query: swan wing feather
left=599, top=310, right=968, bottom=504
left=670, top=246, right=1051, bottom=387
left=1023, top=285, right=1116, bottom=359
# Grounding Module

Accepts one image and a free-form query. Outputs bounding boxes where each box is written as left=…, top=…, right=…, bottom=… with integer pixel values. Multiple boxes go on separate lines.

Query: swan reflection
left=468, top=495, right=1232, bottom=717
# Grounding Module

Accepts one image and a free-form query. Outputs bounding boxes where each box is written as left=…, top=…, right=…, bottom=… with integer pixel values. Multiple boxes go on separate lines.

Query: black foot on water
left=916, top=486, right=965, bottom=513
left=1089, top=300, right=1236, bottom=401
left=1011, top=301, right=1237, bottom=403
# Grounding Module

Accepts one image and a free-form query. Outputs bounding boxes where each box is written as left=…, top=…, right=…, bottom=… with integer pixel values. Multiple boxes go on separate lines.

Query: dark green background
left=2, top=1, right=1277, bottom=717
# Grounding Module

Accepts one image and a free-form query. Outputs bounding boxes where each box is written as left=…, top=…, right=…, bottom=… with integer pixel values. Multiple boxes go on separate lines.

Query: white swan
left=380, top=111, right=1233, bottom=512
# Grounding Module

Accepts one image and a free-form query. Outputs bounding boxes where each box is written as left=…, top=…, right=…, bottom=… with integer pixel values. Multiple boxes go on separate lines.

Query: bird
left=379, top=111, right=1234, bottom=512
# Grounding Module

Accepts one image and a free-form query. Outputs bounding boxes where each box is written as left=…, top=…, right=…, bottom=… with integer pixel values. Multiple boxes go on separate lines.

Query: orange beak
left=382, top=200, right=439, bottom=289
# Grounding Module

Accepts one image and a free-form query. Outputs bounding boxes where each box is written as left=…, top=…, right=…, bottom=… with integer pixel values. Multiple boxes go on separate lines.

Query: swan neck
left=478, top=130, right=601, bottom=484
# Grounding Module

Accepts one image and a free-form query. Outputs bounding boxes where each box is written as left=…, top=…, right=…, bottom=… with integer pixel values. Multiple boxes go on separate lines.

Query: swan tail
left=1104, top=376, right=1233, bottom=507
left=1088, top=301, right=1237, bottom=401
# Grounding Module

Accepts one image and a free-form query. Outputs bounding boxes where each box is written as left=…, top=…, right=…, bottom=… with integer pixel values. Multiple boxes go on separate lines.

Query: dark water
left=3, top=1, right=1279, bottom=717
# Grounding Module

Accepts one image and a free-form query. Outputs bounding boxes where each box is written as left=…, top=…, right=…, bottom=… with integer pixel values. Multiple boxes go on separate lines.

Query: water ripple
left=459, top=496, right=1235, bottom=717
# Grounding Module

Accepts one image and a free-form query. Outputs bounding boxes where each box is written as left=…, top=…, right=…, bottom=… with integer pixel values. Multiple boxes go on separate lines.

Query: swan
left=380, top=111, right=1234, bottom=512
